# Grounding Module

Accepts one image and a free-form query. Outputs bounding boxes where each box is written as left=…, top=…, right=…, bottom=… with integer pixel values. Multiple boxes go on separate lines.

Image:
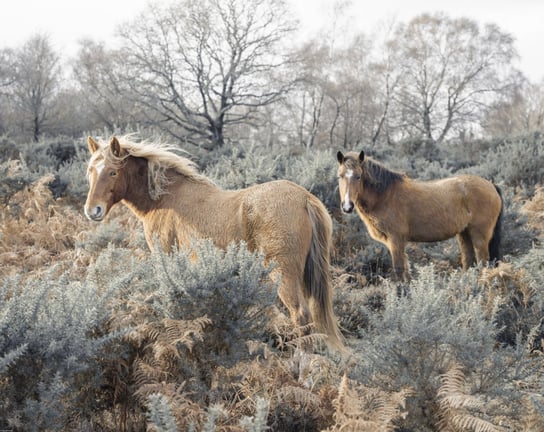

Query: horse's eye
left=355, top=175, right=361, bottom=180
left=109, top=171, right=117, bottom=177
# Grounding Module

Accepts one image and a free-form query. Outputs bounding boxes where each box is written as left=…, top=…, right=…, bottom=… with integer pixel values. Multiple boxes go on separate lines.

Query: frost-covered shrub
left=466, top=134, right=544, bottom=188
left=284, top=149, right=338, bottom=209
left=350, top=265, right=537, bottom=429
left=0, top=263, right=120, bottom=430
left=149, top=240, right=277, bottom=362
left=205, top=143, right=284, bottom=189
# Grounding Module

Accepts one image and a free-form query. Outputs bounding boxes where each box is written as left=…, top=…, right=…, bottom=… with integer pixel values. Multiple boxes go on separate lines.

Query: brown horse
left=336, top=150, right=503, bottom=281
left=84, top=135, right=344, bottom=350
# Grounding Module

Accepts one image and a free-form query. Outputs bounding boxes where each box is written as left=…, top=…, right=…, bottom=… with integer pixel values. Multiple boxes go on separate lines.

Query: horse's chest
left=358, top=211, right=389, bottom=242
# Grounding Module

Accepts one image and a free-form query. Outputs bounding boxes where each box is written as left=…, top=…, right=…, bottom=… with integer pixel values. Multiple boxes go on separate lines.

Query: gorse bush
left=284, top=149, right=339, bottom=209
left=0, top=263, right=120, bottom=430
left=467, top=133, right=544, bottom=188
left=206, top=143, right=285, bottom=189
left=148, top=240, right=278, bottom=362
left=101, top=241, right=282, bottom=430
left=350, top=264, right=542, bottom=430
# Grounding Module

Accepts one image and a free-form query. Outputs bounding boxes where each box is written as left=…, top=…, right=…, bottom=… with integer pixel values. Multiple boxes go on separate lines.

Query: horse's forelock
left=342, top=155, right=362, bottom=170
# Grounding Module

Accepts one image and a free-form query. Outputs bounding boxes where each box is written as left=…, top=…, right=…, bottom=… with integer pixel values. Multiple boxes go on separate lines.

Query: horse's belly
left=407, top=210, right=469, bottom=243
left=409, top=229, right=459, bottom=243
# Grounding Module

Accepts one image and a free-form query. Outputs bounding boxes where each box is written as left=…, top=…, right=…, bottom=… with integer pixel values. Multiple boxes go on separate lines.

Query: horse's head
left=336, top=150, right=365, bottom=213
left=84, top=136, right=128, bottom=221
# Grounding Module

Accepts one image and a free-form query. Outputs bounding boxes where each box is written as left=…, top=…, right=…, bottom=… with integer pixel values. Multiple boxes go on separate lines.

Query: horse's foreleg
left=388, top=241, right=410, bottom=281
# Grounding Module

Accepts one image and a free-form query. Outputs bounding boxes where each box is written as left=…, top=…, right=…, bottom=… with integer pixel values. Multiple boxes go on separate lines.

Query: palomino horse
left=337, top=150, right=503, bottom=281
left=84, top=135, right=344, bottom=350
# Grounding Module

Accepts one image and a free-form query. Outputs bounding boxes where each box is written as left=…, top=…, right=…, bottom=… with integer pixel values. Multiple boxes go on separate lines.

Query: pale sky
left=1, top=0, right=542, bottom=82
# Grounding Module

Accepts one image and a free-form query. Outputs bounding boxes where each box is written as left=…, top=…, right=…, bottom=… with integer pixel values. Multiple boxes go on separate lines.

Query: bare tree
left=387, top=13, right=522, bottom=147
left=72, top=40, right=136, bottom=131
left=0, top=48, right=17, bottom=134
left=11, top=34, right=60, bottom=141
left=117, top=0, right=296, bottom=149
left=484, top=79, right=544, bottom=137
left=0, top=48, right=16, bottom=93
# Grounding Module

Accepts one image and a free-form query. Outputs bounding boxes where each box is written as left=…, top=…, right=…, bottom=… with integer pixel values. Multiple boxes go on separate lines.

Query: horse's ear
left=109, top=136, right=124, bottom=158
left=358, top=151, right=365, bottom=162
left=87, top=136, right=99, bottom=154
left=337, top=151, right=345, bottom=164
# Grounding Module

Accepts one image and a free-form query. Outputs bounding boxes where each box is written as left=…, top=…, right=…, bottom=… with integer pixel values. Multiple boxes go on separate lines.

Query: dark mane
left=363, top=158, right=405, bottom=194
left=343, top=154, right=405, bottom=195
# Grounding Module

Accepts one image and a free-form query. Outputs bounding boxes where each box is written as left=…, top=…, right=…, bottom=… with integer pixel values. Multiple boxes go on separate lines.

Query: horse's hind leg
left=470, top=229, right=491, bottom=264
left=457, top=229, right=475, bottom=269
left=274, top=269, right=311, bottom=332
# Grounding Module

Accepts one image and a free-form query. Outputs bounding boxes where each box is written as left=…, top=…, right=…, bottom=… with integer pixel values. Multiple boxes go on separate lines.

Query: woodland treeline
left=0, top=0, right=543, bottom=151
left=1, top=0, right=544, bottom=431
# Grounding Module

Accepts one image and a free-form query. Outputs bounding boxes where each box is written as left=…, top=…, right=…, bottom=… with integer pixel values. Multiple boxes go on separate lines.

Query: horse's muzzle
left=342, top=201, right=354, bottom=213
left=85, top=204, right=105, bottom=221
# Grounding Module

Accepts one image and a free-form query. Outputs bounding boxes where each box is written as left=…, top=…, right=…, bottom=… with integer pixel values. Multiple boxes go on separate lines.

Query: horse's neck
left=356, top=187, right=380, bottom=213
left=123, top=170, right=220, bottom=220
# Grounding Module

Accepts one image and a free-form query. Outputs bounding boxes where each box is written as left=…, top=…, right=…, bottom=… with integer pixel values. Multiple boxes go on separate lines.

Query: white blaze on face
left=95, top=160, right=105, bottom=176
left=343, top=169, right=353, bottom=207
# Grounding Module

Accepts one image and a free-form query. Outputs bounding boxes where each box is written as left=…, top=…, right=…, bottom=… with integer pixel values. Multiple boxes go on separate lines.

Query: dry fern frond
left=437, top=364, right=503, bottom=432
left=325, top=374, right=411, bottom=432
left=163, top=316, right=211, bottom=352
left=0, top=174, right=89, bottom=277
left=479, top=262, right=534, bottom=315
left=449, top=415, right=503, bottom=432
left=276, top=384, right=321, bottom=408
left=141, top=382, right=205, bottom=430
left=521, top=186, right=544, bottom=233
left=520, top=394, right=544, bottom=430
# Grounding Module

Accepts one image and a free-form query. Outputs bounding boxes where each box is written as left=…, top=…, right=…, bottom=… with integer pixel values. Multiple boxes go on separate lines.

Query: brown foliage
left=0, top=174, right=86, bottom=277
left=522, top=186, right=544, bottom=234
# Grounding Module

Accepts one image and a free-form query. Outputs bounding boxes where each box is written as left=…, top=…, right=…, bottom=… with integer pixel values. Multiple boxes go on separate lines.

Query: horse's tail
left=305, top=198, right=346, bottom=353
left=489, top=184, right=503, bottom=264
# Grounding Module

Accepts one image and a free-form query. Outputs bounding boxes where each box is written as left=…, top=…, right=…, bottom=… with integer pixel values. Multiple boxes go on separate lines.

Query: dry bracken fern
left=437, top=363, right=503, bottom=432
left=324, top=374, right=411, bottom=432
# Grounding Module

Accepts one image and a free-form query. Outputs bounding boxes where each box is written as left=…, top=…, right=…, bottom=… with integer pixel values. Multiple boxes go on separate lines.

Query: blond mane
left=93, top=135, right=212, bottom=199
